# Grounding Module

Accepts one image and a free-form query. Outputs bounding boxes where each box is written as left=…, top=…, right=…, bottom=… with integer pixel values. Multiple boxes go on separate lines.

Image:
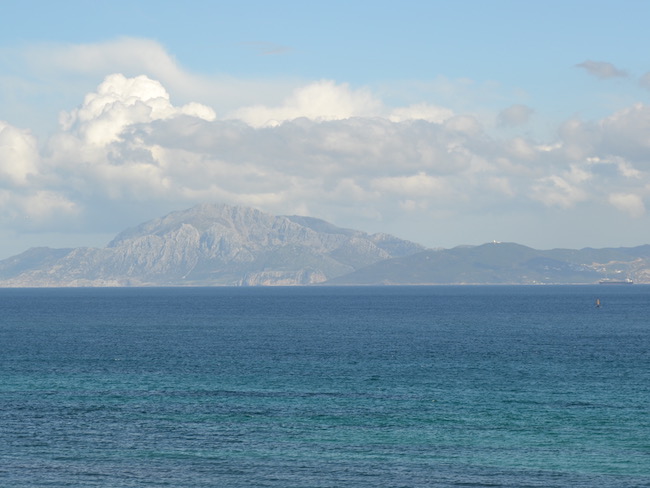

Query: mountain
left=326, top=241, right=650, bottom=285
left=0, top=203, right=424, bottom=287
left=2, top=205, right=650, bottom=287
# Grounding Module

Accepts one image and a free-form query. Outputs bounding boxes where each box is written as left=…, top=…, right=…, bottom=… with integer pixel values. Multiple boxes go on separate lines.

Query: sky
left=2, top=0, right=650, bottom=258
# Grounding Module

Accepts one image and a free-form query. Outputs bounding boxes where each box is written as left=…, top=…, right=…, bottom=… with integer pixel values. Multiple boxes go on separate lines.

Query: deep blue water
left=1, top=285, right=649, bottom=487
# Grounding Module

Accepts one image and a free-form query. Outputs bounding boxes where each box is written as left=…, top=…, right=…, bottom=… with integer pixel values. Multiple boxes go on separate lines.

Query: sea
left=1, top=285, right=649, bottom=487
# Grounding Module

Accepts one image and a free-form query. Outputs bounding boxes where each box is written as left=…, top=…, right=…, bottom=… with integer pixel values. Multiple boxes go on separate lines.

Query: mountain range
left=0, top=203, right=423, bottom=286
left=0, top=203, right=648, bottom=286
left=327, top=241, right=650, bottom=285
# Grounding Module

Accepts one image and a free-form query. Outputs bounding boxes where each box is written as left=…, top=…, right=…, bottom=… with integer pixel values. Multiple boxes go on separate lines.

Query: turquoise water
left=1, top=286, right=649, bottom=487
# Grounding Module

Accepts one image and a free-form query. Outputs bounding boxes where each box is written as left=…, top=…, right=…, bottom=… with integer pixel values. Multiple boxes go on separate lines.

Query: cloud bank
left=2, top=63, right=650, bottom=251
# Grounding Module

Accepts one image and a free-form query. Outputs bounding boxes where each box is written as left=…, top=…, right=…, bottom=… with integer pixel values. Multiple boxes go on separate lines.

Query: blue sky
left=1, top=0, right=650, bottom=258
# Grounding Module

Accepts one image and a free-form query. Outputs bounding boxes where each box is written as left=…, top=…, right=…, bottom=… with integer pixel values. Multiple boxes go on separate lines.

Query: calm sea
left=1, top=285, right=649, bottom=487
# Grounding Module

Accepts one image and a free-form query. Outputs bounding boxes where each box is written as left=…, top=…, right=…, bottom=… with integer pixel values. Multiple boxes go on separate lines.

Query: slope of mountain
left=2, top=205, right=650, bottom=287
left=325, top=242, right=650, bottom=285
left=0, top=203, right=424, bottom=287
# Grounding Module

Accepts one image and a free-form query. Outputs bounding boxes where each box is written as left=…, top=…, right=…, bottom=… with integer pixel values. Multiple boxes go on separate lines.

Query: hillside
left=326, top=242, right=650, bottom=285
left=1, top=205, right=649, bottom=287
left=0, top=203, right=423, bottom=286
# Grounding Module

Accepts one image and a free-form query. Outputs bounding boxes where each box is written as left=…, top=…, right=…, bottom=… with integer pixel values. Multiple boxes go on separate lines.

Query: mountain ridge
left=326, top=241, right=650, bottom=285
left=1, top=204, right=649, bottom=286
left=0, top=203, right=424, bottom=287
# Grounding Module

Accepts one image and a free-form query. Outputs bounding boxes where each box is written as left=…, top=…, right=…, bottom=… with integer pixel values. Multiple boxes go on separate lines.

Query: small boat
left=595, top=298, right=601, bottom=308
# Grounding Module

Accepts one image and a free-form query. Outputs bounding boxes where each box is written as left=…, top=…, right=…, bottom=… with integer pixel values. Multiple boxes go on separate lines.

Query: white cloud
left=608, top=193, right=645, bottom=218
left=34, top=75, right=650, bottom=227
left=227, top=80, right=382, bottom=127
left=557, top=117, right=599, bottom=161
left=9, top=74, right=494, bottom=235
left=506, top=137, right=537, bottom=161
left=0, top=38, right=304, bottom=137
left=0, top=187, right=79, bottom=229
left=598, top=103, right=650, bottom=163
left=616, top=159, right=641, bottom=178
left=388, top=103, right=453, bottom=123
left=0, top=121, right=80, bottom=229
left=531, top=174, right=588, bottom=208
left=3, top=67, right=650, bottom=251
left=443, top=115, right=481, bottom=135
left=59, top=73, right=215, bottom=146
left=576, top=60, right=627, bottom=79
left=0, top=121, right=39, bottom=185
left=20, top=37, right=208, bottom=101
left=23, top=191, right=81, bottom=222
left=24, top=38, right=177, bottom=76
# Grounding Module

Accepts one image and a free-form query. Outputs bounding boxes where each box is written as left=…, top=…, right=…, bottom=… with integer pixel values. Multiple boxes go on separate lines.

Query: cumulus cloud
left=227, top=80, right=382, bottom=127
left=0, top=74, right=493, bottom=235
left=59, top=73, right=215, bottom=146
left=2, top=37, right=303, bottom=132
left=0, top=122, right=79, bottom=228
left=3, top=71, right=650, bottom=250
left=576, top=60, right=627, bottom=79
left=497, top=104, right=533, bottom=127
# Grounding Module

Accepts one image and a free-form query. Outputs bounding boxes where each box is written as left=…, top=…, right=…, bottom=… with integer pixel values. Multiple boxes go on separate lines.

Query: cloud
left=3, top=71, right=650, bottom=250
left=608, top=193, right=645, bottom=218
left=371, top=172, right=450, bottom=198
left=388, top=103, right=453, bottom=123
left=3, top=74, right=493, bottom=234
left=22, top=37, right=192, bottom=89
left=0, top=121, right=79, bottom=228
left=0, top=121, right=39, bottom=185
left=59, top=73, right=215, bottom=146
left=505, top=137, right=537, bottom=161
left=40, top=75, right=650, bottom=224
left=22, top=191, right=81, bottom=222
left=576, top=60, right=627, bottom=79
left=497, top=104, right=533, bottom=127
left=0, top=38, right=304, bottom=134
left=531, top=174, right=588, bottom=208
left=598, top=103, right=650, bottom=162
left=227, top=80, right=383, bottom=127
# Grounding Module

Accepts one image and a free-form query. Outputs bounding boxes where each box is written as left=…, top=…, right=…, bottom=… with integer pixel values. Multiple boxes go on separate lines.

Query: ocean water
left=1, top=285, right=649, bottom=487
